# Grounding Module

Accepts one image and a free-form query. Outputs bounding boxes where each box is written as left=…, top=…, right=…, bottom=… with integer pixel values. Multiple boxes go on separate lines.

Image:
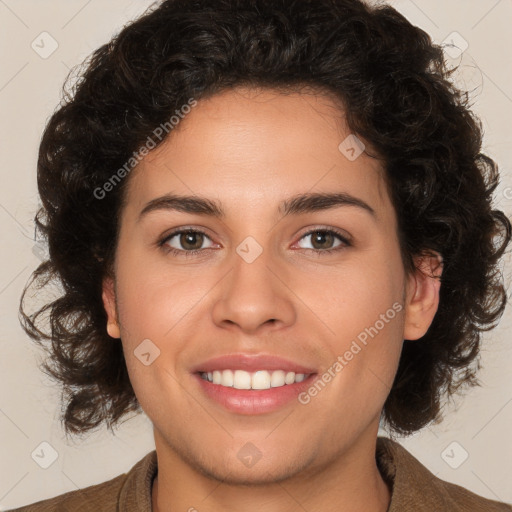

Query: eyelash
left=158, top=227, right=351, bottom=258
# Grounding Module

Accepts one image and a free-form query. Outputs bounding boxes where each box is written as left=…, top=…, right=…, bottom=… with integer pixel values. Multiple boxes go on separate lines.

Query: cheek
left=304, top=255, right=406, bottom=395
left=299, top=256, right=405, bottom=341
left=114, top=248, right=212, bottom=344
left=112, top=264, right=198, bottom=416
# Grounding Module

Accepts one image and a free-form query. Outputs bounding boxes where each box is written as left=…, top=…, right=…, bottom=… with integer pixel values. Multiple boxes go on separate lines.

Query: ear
left=102, top=276, right=120, bottom=339
left=403, top=251, right=443, bottom=340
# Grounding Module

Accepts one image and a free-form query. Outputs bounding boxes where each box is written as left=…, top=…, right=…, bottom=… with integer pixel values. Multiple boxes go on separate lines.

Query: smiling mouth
left=199, top=369, right=312, bottom=390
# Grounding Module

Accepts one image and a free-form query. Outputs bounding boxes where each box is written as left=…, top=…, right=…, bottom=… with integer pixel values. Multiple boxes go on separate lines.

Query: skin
left=102, top=86, right=442, bottom=512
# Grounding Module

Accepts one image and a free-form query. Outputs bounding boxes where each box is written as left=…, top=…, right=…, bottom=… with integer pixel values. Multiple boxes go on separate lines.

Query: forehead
left=124, top=86, right=392, bottom=220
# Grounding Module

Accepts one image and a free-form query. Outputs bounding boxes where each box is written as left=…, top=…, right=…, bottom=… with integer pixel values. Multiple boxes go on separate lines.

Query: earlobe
left=403, top=252, right=443, bottom=341
left=102, top=276, right=121, bottom=339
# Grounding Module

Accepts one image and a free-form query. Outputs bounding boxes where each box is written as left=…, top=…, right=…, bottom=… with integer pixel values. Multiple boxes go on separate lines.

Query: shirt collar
left=118, top=449, right=157, bottom=511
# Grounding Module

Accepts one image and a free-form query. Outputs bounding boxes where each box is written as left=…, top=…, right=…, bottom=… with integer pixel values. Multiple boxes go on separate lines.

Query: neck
left=151, top=430, right=391, bottom=512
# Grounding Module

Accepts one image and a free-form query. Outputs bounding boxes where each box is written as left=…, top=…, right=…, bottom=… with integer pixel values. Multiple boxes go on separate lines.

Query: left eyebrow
left=137, top=191, right=376, bottom=221
left=278, top=192, right=376, bottom=218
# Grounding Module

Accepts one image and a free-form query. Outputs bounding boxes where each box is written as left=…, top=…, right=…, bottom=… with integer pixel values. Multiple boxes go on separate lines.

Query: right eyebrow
left=138, top=194, right=224, bottom=222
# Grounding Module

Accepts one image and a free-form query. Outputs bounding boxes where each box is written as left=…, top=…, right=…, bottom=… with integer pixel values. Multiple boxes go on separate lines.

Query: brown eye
left=310, top=231, right=335, bottom=250
left=296, top=229, right=350, bottom=253
left=179, top=231, right=204, bottom=250
left=162, top=229, right=214, bottom=254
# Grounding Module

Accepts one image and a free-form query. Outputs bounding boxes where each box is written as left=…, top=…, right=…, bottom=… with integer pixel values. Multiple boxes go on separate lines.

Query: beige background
left=1, top=0, right=511, bottom=508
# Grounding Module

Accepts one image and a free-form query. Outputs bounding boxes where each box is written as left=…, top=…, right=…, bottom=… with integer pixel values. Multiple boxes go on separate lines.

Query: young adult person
left=13, top=0, right=512, bottom=510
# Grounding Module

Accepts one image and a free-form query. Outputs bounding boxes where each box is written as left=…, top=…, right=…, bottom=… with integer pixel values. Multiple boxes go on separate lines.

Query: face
left=103, top=86, right=439, bottom=485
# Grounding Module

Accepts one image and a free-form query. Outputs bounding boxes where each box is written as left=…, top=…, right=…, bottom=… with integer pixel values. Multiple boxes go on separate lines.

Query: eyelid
left=158, top=227, right=216, bottom=253
left=158, top=225, right=352, bottom=255
left=295, top=225, right=352, bottom=243
left=291, top=226, right=352, bottom=252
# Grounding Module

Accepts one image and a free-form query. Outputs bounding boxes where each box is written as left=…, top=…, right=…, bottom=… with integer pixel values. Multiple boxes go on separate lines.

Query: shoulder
left=8, top=474, right=126, bottom=512
left=377, top=437, right=512, bottom=512
left=8, top=451, right=157, bottom=512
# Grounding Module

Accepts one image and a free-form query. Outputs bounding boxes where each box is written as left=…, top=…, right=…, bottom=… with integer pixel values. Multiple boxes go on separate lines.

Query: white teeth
left=285, top=371, right=295, bottom=385
left=200, top=369, right=309, bottom=390
left=270, top=370, right=285, bottom=387
left=251, top=370, right=270, bottom=390
left=233, top=369, right=251, bottom=389
left=221, top=369, right=234, bottom=387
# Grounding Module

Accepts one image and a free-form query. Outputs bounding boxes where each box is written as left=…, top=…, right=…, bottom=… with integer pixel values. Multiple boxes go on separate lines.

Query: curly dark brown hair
left=20, top=0, right=511, bottom=437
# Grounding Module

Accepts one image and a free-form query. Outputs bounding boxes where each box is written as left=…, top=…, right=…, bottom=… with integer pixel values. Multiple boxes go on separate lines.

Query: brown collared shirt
left=10, top=437, right=512, bottom=511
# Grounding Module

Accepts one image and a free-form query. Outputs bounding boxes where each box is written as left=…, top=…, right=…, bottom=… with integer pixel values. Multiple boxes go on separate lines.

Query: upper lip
left=191, top=353, right=317, bottom=374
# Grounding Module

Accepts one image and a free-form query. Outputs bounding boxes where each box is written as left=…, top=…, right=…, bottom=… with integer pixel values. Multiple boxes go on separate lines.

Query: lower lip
left=194, top=373, right=317, bottom=414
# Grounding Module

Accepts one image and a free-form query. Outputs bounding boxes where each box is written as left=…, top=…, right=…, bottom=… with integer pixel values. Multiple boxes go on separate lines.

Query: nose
left=211, top=248, right=296, bottom=334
